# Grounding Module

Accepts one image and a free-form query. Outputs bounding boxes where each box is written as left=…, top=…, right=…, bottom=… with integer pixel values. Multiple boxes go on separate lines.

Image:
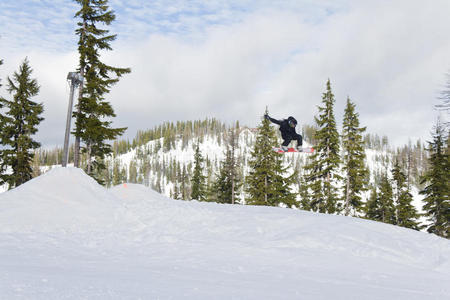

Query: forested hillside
left=34, top=118, right=429, bottom=206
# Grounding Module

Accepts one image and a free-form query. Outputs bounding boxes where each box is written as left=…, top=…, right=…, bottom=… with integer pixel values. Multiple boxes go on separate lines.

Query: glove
left=264, top=114, right=270, bottom=120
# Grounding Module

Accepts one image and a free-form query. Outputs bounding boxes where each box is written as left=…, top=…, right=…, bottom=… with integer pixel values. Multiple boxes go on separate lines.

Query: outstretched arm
left=264, top=114, right=282, bottom=125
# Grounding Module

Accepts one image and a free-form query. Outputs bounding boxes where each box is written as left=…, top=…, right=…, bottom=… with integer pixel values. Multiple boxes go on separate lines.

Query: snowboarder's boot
left=281, top=146, right=289, bottom=152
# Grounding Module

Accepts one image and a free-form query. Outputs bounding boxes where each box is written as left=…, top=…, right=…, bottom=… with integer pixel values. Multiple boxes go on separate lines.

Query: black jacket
left=266, top=116, right=299, bottom=139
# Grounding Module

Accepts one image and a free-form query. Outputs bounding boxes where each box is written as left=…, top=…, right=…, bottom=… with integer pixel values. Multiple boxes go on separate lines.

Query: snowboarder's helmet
left=288, top=117, right=297, bottom=128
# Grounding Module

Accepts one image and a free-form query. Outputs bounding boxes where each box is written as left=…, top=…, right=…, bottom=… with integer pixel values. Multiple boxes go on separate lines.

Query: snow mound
left=0, top=169, right=449, bottom=299
left=0, top=167, right=125, bottom=232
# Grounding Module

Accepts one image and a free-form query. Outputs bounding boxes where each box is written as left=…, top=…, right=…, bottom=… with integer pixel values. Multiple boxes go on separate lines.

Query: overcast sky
left=0, top=0, right=449, bottom=148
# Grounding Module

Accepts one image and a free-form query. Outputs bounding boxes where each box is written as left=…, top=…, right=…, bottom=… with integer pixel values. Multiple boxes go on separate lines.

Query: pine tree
left=246, top=109, right=297, bottom=207
left=181, top=165, right=189, bottom=200
left=163, top=125, right=174, bottom=151
left=112, top=159, right=122, bottom=186
left=141, top=157, right=151, bottom=187
left=72, top=0, right=131, bottom=179
left=420, top=122, right=450, bottom=238
left=228, top=127, right=240, bottom=204
left=304, top=79, right=341, bottom=213
left=378, top=173, right=396, bottom=224
left=0, top=58, right=44, bottom=189
left=191, top=143, right=207, bottom=201
left=365, top=186, right=382, bottom=221
left=210, top=128, right=241, bottom=204
left=342, top=97, right=368, bottom=216
left=209, top=149, right=233, bottom=203
left=129, top=159, right=138, bottom=183
left=298, top=175, right=311, bottom=210
left=210, top=134, right=242, bottom=204
left=392, top=161, right=420, bottom=230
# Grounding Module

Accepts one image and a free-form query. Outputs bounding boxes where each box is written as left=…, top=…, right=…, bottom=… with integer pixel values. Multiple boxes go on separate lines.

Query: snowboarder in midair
left=265, top=114, right=303, bottom=152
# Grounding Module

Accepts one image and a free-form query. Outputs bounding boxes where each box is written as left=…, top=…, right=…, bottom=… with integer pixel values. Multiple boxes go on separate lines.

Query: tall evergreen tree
left=304, top=79, right=341, bottom=213
left=391, top=161, right=420, bottom=230
left=72, top=0, right=131, bottom=179
left=0, top=58, right=44, bottom=189
left=420, top=122, right=450, bottom=238
left=342, top=97, right=368, bottom=216
left=246, top=109, right=297, bottom=207
left=191, top=143, right=207, bottom=201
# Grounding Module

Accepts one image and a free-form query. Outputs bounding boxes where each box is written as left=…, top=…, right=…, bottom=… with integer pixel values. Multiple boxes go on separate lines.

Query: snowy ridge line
left=109, top=127, right=425, bottom=217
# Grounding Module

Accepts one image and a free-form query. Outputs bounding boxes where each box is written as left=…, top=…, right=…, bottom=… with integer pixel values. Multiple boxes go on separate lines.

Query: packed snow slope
left=0, top=168, right=449, bottom=299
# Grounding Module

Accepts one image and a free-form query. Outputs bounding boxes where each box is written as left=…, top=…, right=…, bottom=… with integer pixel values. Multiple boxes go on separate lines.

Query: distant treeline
left=112, top=118, right=237, bottom=156
left=35, top=118, right=428, bottom=190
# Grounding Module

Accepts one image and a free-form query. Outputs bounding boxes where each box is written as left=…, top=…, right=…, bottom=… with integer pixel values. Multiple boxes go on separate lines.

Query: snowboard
left=273, top=147, right=314, bottom=154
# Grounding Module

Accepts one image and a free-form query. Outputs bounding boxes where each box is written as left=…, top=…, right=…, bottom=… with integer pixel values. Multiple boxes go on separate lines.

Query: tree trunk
left=344, top=149, right=350, bottom=216
left=230, top=128, right=236, bottom=205
left=86, top=143, right=92, bottom=174
left=231, top=179, right=235, bottom=205
left=407, top=148, right=411, bottom=190
left=74, top=21, right=86, bottom=168
left=264, top=175, right=268, bottom=204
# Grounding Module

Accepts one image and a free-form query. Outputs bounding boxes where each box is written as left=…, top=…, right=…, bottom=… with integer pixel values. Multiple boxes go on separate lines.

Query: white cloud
left=1, top=0, right=449, bottom=147
left=105, top=10, right=311, bottom=133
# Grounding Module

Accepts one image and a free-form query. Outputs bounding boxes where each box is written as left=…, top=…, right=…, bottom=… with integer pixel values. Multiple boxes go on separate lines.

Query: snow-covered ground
left=0, top=168, right=449, bottom=299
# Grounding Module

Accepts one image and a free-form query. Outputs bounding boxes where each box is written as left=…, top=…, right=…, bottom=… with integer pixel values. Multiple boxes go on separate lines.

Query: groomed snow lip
left=0, top=167, right=127, bottom=233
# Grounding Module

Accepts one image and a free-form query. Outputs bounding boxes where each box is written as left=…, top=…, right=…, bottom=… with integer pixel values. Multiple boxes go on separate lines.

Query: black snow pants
left=281, top=133, right=303, bottom=147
